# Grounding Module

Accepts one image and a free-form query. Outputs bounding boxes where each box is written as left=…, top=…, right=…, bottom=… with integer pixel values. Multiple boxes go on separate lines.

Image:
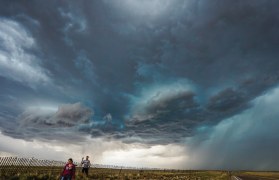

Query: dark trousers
left=61, top=175, right=72, bottom=180
left=82, top=167, right=89, bottom=176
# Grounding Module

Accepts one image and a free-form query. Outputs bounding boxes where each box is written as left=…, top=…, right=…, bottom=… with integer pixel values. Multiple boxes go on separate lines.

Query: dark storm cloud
left=124, top=90, right=200, bottom=143
left=124, top=87, right=248, bottom=144
left=184, top=87, right=279, bottom=170
left=0, top=18, right=51, bottom=87
left=0, top=0, right=279, bottom=149
left=207, top=88, right=246, bottom=112
left=1, top=103, right=93, bottom=142
left=19, top=102, right=92, bottom=128
left=121, top=0, right=279, bottom=143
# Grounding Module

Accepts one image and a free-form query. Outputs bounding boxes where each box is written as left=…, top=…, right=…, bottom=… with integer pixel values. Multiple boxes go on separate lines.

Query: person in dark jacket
left=60, top=158, right=76, bottom=180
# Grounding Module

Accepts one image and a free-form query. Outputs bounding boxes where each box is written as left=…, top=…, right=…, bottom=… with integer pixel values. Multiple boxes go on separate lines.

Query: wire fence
left=0, top=157, right=235, bottom=179
left=0, top=156, right=67, bottom=176
left=0, top=156, right=162, bottom=176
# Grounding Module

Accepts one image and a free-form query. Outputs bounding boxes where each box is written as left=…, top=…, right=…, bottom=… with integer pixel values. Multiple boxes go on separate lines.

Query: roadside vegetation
left=1, top=167, right=230, bottom=180
left=1, top=157, right=279, bottom=179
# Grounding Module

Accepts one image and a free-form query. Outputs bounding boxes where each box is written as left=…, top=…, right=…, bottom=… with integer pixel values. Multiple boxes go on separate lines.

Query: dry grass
left=235, top=171, right=279, bottom=179
left=1, top=167, right=230, bottom=180
left=2, top=166, right=279, bottom=180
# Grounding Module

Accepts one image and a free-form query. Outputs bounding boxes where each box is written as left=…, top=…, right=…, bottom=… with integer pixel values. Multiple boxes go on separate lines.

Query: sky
left=0, top=0, right=279, bottom=170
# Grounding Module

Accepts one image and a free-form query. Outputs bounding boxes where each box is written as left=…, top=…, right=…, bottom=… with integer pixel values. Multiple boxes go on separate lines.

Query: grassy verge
left=1, top=167, right=231, bottom=180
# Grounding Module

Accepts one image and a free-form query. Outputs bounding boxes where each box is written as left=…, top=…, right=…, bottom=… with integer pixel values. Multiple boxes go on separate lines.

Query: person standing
left=60, top=158, right=76, bottom=180
left=81, top=156, right=91, bottom=177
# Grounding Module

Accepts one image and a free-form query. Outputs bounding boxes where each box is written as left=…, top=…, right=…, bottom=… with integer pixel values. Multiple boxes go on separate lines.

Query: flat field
left=233, top=171, right=279, bottom=180
left=1, top=167, right=279, bottom=180
left=0, top=167, right=229, bottom=180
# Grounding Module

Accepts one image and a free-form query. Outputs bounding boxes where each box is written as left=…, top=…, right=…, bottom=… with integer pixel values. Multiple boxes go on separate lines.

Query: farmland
left=0, top=157, right=228, bottom=179
left=233, top=171, right=279, bottom=180
left=1, top=157, right=279, bottom=179
left=1, top=167, right=230, bottom=180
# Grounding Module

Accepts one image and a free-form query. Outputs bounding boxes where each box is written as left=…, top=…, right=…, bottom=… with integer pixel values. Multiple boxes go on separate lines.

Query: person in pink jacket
left=60, top=158, right=76, bottom=180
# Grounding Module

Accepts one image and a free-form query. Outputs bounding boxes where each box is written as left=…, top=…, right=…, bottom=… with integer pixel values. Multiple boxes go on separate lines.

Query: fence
left=0, top=156, right=69, bottom=176
left=0, top=156, right=162, bottom=176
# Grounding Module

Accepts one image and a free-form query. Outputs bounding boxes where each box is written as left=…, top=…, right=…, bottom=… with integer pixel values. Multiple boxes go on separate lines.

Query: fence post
left=11, top=157, right=17, bottom=175
left=26, top=157, right=34, bottom=175
left=49, top=160, right=54, bottom=178
left=6, top=157, right=12, bottom=175
left=4, top=157, right=8, bottom=175
left=119, top=166, right=123, bottom=178
left=18, top=157, right=25, bottom=175
left=0, top=157, right=3, bottom=176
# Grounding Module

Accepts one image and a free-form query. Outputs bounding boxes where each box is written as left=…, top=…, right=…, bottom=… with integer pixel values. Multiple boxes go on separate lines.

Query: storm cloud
left=19, top=102, right=92, bottom=128
left=0, top=0, right=279, bottom=169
